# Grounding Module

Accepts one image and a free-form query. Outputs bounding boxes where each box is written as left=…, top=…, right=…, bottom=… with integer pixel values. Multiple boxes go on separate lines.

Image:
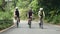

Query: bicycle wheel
left=28, top=20, right=31, bottom=28
left=29, top=21, right=31, bottom=28
left=16, top=20, right=19, bottom=28
left=39, top=21, right=43, bottom=29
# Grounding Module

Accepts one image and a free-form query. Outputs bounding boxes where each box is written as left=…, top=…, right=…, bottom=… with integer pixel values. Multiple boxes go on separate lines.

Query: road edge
left=0, top=24, right=15, bottom=33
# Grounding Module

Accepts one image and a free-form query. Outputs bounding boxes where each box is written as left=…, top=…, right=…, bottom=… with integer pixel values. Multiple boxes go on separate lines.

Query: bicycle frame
left=28, top=17, right=32, bottom=28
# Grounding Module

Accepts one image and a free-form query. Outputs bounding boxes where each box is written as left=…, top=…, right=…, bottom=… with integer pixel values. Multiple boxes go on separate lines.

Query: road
left=0, top=20, right=60, bottom=34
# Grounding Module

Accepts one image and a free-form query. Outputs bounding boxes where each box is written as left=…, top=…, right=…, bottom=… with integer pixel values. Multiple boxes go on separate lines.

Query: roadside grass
left=0, top=20, right=13, bottom=31
left=0, top=10, right=13, bottom=31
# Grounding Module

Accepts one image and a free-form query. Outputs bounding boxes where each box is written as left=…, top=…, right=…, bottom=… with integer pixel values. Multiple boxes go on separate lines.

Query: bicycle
left=39, top=18, right=43, bottom=29
left=16, top=18, right=19, bottom=28
left=28, top=16, right=32, bottom=28
left=15, top=16, right=20, bottom=28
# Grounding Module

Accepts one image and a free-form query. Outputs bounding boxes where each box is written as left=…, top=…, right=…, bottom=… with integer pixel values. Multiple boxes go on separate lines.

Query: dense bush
left=0, top=20, right=13, bottom=30
left=0, top=10, right=13, bottom=30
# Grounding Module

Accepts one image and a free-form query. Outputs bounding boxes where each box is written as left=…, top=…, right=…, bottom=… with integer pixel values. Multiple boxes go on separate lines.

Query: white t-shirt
left=38, top=11, right=45, bottom=18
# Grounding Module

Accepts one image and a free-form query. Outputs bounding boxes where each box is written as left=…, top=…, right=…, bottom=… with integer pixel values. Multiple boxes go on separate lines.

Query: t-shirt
left=28, top=9, right=33, bottom=18
left=15, top=10, right=19, bottom=17
left=38, top=10, right=43, bottom=18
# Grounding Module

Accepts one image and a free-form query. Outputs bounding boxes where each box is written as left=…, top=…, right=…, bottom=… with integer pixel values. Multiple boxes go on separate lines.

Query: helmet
left=15, top=7, right=18, bottom=10
left=40, top=8, right=43, bottom=11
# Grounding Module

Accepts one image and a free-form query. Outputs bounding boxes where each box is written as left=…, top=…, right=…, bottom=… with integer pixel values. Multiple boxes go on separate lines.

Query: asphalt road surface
left=0, top=20, right=60, bottom=34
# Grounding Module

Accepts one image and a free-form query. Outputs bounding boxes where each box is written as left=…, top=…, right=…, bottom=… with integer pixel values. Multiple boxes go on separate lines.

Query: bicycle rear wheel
left=28, top=20, right=31, bottom=28
left=16, top=20, right=19, bottom=28
left=39, top=21, right=43, bottom=29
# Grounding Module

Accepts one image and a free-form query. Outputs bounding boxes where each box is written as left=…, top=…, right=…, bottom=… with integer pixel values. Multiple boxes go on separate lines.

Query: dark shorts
left=28, top=16, right=32, bottom=21
left=14, top=15, right=20, bottom=21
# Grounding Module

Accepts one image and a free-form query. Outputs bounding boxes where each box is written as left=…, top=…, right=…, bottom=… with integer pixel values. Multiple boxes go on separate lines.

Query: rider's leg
left=17, top=20, right=19, bottom=28
left=28, top=18, right=31, bottom=25
left=28, top=18, right=32, bottom=28
left=39, top=17, right=43, bottom=28
left=39, top=17, right=41, bottom=27
left=41, top=19, right=43, bottom=29
left=17, top=17, right=20, bottom=28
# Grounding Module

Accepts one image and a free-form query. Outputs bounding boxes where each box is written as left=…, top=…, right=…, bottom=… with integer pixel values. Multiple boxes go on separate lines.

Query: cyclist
left=14, top=7, right=20, bottom=28
left=27, top=7, right=34, bottom=28
left=38, top=8, right=45, bottom=29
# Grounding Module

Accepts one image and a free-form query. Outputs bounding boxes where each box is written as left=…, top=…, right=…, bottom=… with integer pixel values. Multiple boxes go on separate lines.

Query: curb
left=0, top=24, right=15, bottom=33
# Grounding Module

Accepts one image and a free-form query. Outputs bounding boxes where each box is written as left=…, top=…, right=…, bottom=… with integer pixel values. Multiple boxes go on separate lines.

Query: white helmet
left=40, top=8, right=43, bottom=10
left=15, top=7, right=18, bottom=9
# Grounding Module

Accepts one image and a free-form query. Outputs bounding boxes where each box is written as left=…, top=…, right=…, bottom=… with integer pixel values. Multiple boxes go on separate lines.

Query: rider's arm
left=43, top=11, right=45, bottom=17
left=26, top=11, right=29, bottom=17
left=38, top=11, right=41, bottom=18
left=19, top=10, right=20, bottom=17
left=14, top=11, right=16, bottom=17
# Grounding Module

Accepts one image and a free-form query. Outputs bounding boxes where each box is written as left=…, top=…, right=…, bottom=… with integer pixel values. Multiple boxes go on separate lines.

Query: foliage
left=0, top=0, right=2, bottom=6
left=0, top=0, right=60, bottom=24
left=29, top=0, right=39, bottom=15
left=0, top=20, right=13, bottom=30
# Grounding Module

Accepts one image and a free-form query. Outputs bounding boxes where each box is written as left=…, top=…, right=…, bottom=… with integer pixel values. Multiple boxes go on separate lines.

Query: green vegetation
left=0, top=20, right=13, bottom=31
left=0, top=10, right=13, bottom=30
left=39, top=0, right=60, bottom=24
left=0, top=0, right=14, bottom=30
